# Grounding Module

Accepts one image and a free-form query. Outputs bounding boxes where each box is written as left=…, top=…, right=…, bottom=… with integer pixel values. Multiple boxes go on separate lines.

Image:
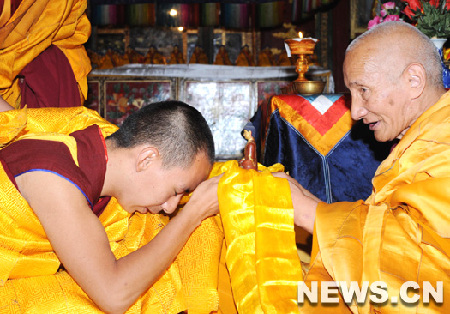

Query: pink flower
left=381, top=2, right=395, bottom=10
left=368, top=15, right=383, bottom=29
left=382, top=2, right=396, bottom=10
left=380, top=9, right=387, bottom=17
left=384, top=14, right=400, bottom=22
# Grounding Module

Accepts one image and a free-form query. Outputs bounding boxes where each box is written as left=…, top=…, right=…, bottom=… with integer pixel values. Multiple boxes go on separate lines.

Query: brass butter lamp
left=285, top=32, right=325, bottom=94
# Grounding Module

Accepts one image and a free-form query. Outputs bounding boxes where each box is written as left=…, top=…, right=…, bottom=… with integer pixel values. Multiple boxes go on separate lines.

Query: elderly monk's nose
left=350, top=97, right=368, bottom=120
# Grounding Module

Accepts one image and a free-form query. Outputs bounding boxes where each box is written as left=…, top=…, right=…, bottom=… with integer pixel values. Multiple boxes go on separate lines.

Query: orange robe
left=303, top=91, right=450, bottom=313
left=257, top=50, right=275, bottom=67
left=190, top=50, right=208, bottom=64
left=169, top=50, right=184, bottom=64
left=214, top=51, right=232, bottom=65
left=278, top=51, right=293, bottom=66
left=0, top=0, right=92, bottom=108
left=236, top=50, right=255, bottom=67
left=145, top=51, right=166, bottom=65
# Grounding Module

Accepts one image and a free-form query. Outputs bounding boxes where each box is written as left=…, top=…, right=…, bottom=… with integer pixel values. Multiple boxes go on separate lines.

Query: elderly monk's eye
left=360, top=87, right=369, bottom=100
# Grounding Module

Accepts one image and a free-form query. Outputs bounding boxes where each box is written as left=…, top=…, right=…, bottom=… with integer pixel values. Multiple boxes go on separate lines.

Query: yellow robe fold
left=0, top=107, right=223, bottom=313
left=303, top=91, right=450, bottom=313
left=217, top=161, right=303, bottom=313
left=0, top=0, right=92, bottom=107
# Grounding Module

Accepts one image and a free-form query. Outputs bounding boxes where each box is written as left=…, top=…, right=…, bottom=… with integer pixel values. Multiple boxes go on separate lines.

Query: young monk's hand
left=184, top=174, right=223, bottom=224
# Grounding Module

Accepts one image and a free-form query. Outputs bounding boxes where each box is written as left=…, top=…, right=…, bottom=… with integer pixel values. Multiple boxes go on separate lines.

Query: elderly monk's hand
left=272, top=172, right=319, bottom=233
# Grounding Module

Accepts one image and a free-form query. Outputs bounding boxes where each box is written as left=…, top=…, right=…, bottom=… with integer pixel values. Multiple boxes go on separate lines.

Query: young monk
left=0, top=100, right=222, bottom=313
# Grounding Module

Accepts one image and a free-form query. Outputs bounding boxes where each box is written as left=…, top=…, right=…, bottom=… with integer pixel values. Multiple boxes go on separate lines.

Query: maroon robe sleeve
left=0, top=125, right=109, bottom=216
left=19, top=45, right=81, bottom=108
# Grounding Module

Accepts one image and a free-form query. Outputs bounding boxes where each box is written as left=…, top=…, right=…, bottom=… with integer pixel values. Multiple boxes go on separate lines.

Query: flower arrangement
left=402, top=0, right=450, bottom=38
left=368, top=2, right=402, bottom=29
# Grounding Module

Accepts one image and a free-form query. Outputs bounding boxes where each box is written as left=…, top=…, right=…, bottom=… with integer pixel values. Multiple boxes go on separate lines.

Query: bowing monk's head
left=343, top=21, right=445, bottom=142
left=105, top=100, right=214, bottom=215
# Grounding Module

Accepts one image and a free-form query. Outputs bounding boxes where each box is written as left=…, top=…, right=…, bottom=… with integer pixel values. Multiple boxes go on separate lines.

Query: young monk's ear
left=405, top=63, right=425, bottom=100
left=136, top=146, right=159, bottom=172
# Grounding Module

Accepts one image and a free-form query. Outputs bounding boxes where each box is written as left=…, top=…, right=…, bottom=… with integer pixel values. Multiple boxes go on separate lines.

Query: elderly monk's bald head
left=343, top=21, right=446, bottom=142
left=345, top=21, right=442, bottom=87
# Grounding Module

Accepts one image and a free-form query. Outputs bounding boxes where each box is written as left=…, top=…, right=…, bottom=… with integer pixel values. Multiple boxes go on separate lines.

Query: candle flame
left=298, top=32, right=303, bottom=39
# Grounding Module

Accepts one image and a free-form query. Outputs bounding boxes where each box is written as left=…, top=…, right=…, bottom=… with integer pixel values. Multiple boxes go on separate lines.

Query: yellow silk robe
left=302, top=91, right=450, bottom=313
left=0, top=0, right=92, bottom=107
left=0, top=107, right=223, bottom=313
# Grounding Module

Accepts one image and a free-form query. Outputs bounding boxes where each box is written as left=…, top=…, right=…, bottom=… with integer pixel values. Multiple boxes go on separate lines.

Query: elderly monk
left=279, top=21, right=450, bottom=312
left=0, top=101, right=224, bottom=313
left=0, top=0, right=91, bottom=108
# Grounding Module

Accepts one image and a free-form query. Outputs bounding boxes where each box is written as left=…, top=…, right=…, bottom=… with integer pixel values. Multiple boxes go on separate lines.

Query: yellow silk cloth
left=0, top=0, right=92, bottom=107
left=215, top=160, right=303, bottom=314
left=303, top=91, right=450, bottom=313
left=0, top=107, right=223, bottom=313
left=0, top=106, right=118, bottom=146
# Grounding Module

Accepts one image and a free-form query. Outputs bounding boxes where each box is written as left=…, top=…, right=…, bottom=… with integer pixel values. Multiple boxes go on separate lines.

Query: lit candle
left=284, top=32, right=318, bottom=57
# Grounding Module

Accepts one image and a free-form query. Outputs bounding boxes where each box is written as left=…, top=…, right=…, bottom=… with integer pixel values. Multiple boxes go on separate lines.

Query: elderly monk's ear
left=136, top=146, right=160, bottom=172
left=405, top=63, right=425, bottom=100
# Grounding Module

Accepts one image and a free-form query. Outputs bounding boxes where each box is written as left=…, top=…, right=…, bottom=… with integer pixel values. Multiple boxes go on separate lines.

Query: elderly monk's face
left=343, top=41, right=416, bottom=142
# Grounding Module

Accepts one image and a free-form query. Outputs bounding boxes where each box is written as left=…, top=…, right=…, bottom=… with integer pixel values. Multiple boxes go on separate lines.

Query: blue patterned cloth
left=247, top=94, right=392, bottom=203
